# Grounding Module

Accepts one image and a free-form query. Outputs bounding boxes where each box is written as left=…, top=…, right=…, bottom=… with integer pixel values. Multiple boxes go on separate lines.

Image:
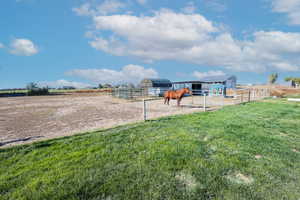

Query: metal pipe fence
left=110, top=88, right=272, bottom=121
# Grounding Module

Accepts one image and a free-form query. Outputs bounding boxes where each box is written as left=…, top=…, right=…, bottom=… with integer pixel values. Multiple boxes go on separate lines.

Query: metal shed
left=172, top=75, right=237, bottom=96
left=140, top=78, right=172, bottom=96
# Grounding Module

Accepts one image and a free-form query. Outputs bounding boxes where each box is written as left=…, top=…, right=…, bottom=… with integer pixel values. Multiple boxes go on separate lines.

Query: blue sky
left=1, top=0, right=300, bottom=88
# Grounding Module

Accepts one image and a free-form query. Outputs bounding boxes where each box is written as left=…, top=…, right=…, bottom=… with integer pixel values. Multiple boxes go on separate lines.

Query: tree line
left=268, top=73, right=300, bottom=87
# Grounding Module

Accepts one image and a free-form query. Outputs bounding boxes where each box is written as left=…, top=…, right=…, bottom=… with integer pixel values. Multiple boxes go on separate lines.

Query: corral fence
left=111, top=88, right=148, bottom=100
left=228, top=88, right=272, bottom=103
left=110, top=88, right=272, bottom=121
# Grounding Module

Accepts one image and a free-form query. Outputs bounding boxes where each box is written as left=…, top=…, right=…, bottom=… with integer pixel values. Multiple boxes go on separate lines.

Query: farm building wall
left=140, top=79, right=172, bottom=88
left=147, top=87, right=170, bottom=97
left=140, top=79, right=172, bottom=97
left=225, top=76, right=237, bottom=89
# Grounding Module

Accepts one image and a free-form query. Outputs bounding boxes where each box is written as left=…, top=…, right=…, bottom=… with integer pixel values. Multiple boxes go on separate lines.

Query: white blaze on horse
left=164, top=88, right=192, bottom=106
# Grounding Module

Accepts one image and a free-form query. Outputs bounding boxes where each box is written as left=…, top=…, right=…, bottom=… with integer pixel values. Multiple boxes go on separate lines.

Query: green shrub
left=26, top=82, right=49, bottom=96
left=27, top=87, right=49, bottom=96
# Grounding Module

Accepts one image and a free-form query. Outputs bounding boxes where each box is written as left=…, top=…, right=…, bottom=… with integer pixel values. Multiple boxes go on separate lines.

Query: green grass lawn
left=1, top=100, right=300, bottom=200
left=286, top=94, right=300, bottom=98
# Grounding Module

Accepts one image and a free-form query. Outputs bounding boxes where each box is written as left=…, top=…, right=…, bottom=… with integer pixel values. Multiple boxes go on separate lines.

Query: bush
left=27, top=87, right=49, bottom=96
left=26, top=82, right=49, bottom=96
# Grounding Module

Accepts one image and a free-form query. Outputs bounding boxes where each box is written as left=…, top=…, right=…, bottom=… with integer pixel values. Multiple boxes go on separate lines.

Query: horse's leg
left=167, top=98, right=170, bottom=105
left=178, top=98, right=182, bottom=106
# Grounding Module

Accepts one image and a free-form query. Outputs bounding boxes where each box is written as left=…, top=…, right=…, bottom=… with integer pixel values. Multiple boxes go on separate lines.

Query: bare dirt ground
left=0, top=93, right=236, bottom=148
left=242, top=85, right=300, bottom=97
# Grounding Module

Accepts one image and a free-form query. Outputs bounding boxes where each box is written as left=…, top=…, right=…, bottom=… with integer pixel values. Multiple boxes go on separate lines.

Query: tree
left=284, top=77, right=292, bottom=82
left=103, top=84, right=113, bottom=88
left=268, top=73, right=278, bottom=84
left=26, top=82, right=49, bottom=96
left=284, top=77, right=300, bottom=87
left=26, top=82, right=38, bottom=90
left=98, top=84, right=103, bottom=89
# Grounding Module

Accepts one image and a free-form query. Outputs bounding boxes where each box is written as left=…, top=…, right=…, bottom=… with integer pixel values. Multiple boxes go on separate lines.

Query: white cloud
left=193, top=70, right=226, bottom=79
left=10, top=38, right=38, bottom=56
left=66, top=64, right=158, bottom=85
left=237, top=31, right=300, bottom=71
left=204, top=0, right=227, bottom=12
left=182, top=2, right=196, bottom=14
left=93, top=11, right=300, bottom=72
left=91, top=9, right=218, bottom=61
left=73, top=3, right=94, bottom=16
left=73, top=0, right=125, bottom=16
left=74, top=8, right=300, bottom=72
left=38, top=80, right=92, bottom=89
left=272, top=0, right=300, bottom=25
left=97, top=0, right=125, bottom=15
left=0, top=43, right=4, bottom=48
left=136, top=0, right=147, bottom=5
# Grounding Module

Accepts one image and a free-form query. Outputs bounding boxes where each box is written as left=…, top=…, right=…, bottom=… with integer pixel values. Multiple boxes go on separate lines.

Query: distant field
left=0, top=99, right=299, bottom=199
left=0, top=90, right=27, bottom=94
left=49, top=89, right=110, bottom=93
left=0, top=88, right=110, bottom=94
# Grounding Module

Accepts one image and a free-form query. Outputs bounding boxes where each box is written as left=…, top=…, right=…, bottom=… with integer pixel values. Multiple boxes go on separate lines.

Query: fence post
left=203, top=94, right=206, bottom=112
left=248, top=90, right=251, bottom=102
left=191, top=93, right=194, bottom=105
left=241, top=93, right=243, bottom=103
left=143, top=99, right=147, bottom=121
left=222, top=96, right=224, bottom=107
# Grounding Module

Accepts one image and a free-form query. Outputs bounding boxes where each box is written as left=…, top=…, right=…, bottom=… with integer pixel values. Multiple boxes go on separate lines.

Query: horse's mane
left=170, top=88, right=189, bottom=98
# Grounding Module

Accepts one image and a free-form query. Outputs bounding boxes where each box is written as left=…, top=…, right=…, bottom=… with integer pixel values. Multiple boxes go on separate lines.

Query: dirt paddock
left=1, top=93, right=233, bottom=148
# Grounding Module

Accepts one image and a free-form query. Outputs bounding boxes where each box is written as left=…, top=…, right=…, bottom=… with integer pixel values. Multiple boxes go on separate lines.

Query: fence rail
left=111, top=88, right=215, bottom=100
left=111, top=88, right=271, bottom=99
left=110, top=87, right=272, bottom=121
left=111, top=88, right=148, bottom=100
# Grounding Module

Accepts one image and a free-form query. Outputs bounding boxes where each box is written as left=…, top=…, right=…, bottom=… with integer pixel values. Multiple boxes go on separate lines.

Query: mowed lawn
left=0, top=100, right=300, bottom=200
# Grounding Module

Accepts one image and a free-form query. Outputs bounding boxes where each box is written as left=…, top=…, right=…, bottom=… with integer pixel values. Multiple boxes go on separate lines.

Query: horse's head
left=183, top=88, right=193, bottom=95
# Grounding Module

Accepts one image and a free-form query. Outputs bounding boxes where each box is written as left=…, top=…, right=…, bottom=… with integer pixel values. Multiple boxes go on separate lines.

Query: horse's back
left=164, top=91, right=171, bottom=98
left=164, top=90, right=177, bottom=99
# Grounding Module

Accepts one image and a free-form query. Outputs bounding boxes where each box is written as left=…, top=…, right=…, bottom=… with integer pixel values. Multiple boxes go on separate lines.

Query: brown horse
left=164, top=88, right=192, bottom=106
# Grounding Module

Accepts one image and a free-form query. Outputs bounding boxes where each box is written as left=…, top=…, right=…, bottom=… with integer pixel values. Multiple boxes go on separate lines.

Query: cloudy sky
left=1, top=0, right=300, bottom=88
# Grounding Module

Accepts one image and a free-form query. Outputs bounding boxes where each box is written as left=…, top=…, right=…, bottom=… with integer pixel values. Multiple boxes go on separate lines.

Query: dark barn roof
left=140, top=78, right=172, bottom=88
left=172, top=75, right=236, bottom=84
left=145, top=78, right=172, bottom=83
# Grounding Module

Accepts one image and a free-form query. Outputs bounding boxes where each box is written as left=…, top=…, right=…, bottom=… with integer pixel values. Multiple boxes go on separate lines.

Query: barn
left=140, top=78, right=172, bottom=96
left=172, top=75, right=237, bottom=96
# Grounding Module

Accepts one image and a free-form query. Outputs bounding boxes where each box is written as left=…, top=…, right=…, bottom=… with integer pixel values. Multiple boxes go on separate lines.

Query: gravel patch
left=0, top=94, right=232, bottom=147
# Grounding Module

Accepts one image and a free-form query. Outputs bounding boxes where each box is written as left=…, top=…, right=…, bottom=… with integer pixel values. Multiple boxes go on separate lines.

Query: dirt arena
left=0, top=93, right=237, bottom=147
